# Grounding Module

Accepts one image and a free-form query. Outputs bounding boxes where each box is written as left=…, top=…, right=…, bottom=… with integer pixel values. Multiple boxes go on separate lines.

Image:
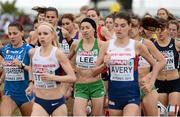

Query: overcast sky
left=1, top=0, right=90, bottom=14
left=133, top=0, right=180, bottom=16
left=1, top=0, right=180, bottom=16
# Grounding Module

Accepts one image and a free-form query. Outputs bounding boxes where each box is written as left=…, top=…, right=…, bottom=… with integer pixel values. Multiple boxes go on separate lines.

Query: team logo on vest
left=128, top=59, right=133, bottom=66
left=6, top=50, right=10, bottom=54
left=169, top=44, right=173, bottom=48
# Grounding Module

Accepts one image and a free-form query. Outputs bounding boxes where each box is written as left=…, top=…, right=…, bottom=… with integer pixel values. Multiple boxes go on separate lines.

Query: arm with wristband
left=25, top=48, right=35, bottom=96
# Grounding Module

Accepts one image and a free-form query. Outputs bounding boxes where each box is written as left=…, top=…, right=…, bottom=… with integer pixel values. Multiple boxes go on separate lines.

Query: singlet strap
left=76, top=39, right=83, bottom=52
left=50, top=47, right=58, bottom=58
left=93, top=38, right=99, bottom=53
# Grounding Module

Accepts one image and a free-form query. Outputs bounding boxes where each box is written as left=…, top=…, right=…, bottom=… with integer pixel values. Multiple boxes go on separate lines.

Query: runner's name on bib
left=4, top=66, right=24, bottom=81
left=34, top=73, right=57, bottom=89
left=110, top=65, right=134, bottom=81
left=76, top=56, right=97, bottom=69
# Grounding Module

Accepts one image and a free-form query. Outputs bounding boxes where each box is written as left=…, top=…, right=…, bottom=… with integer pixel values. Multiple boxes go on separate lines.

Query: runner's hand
left=25, top=83, right=34, bottom=96
left=140, top=82, right=152, bottom=94
left=140, top=73, right=153, bottom=93
left=140, top=78, right=152, bottom=94
left=40, top=73, right=54, bottom=81
left=12, top=59, right=21, bottom=68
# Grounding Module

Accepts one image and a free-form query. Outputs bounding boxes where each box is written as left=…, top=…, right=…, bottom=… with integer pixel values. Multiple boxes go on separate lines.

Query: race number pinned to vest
left=33, top=66, right=57, bottom=89
left=110, top=59, right=134, bottom=81
left=162, top=50, right=175, bottom=71
left=76, top=49, right=98, bottom=69
left=4, top=61, right=24, bottom=81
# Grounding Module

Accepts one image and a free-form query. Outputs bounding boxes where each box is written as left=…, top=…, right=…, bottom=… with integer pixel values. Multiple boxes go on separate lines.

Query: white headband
left=38, top=24, right=53, bottom=32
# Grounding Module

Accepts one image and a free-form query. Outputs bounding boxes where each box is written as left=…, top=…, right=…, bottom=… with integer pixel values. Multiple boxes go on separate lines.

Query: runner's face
left=45, top=11, right=58, bottom=26
left=8, top=26, right=23, bottom=47
left=87, top=10, right=99, bottom=23
left=129, top=26, right=139, bottom=38
left=157, top=28, right=168, bottom=40
left=98, top=20, right=105, bottom=27
left=62, top=18, right=74, bottom=33
left=144, top=29, right=154, bottom=39
left=38, top=13, right=45, bottom=24
left=168, top=23, right=178, bottom=39
left=80, top=22, right=95, bottom=39
left=114, top=18, right=130, bottom=39
left=157, top=9, right=168, bottom=20
left=105, top=17, right=114, bottom=30
left=131, top=18, right=139, bottom=27
left=37, top=25, right=53, bottom=46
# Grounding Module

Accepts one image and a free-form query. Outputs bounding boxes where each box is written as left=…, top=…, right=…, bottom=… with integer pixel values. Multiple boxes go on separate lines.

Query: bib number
left=34, top=73, right=57, bottom=89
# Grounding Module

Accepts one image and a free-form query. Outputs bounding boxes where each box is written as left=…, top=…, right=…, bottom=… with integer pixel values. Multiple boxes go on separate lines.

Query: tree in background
left=0, top=0, right=18, bottom=15
left=0, top=0, right=31, bottom=40
left=0, top=0, right=26, bottom=18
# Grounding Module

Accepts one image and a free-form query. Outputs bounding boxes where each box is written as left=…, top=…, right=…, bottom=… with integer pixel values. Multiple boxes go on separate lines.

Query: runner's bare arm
left=25, top=48, right=35, bottom=95
left=136, top=42, right=166, bottom=88
left=89, top=41, right=109, bottom=77
left=145, top=40, right=166, bottom=72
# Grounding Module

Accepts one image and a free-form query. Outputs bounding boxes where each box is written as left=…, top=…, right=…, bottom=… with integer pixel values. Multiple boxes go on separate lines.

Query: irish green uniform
left=138, top=38, right=156, bottom=99
left=74, top=39, right=105, bottom=100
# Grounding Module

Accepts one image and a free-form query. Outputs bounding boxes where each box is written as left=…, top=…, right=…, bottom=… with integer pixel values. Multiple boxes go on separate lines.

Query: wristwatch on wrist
left=21, top=63, right=26, bottom=69
left=28, top=80, right=34, bottom=84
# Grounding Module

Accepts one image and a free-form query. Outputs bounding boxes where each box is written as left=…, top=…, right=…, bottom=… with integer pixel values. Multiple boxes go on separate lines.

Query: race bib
left=34, top=73, right=57, bottom=89
left=76, top=56, right=97, bottom=69
left=110, top=65, right=134, bottom=81
left=163, top=58, right=175, bottom=71
left=4, top=66, right=25, bottom=81
left=110, top=59, right=134, bottom=81
left=76, top=49, right=98, bottom=69
left=162, top=50, right=175, bottom=71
